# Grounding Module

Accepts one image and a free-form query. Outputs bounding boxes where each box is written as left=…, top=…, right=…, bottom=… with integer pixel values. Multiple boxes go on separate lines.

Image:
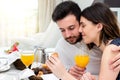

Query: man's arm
left=109, top=45, right=120, bottom=71
left=99, top=45, right=119, bottom=80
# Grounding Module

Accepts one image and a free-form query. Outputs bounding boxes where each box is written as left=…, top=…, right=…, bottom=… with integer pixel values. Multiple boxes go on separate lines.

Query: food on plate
left=4, top=42, right=19, bottom=54
left=37, top=71, right=43, bottom=77
left=30, top=66, right=52, bottom=79
left=13, top=59, right=26, bottom=70
left=42, top=64, right=49, bottom=70
left=32, top=67, right=52, bottom=75
left=29, top=75, right=43, bottom=80
left=51, top=52, right=59, bottom=58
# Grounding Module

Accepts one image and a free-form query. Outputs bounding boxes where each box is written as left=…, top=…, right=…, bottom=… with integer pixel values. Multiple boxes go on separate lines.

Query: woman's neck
left=98, top=40, right=112, bottom=52
left=98, top=43, right=105, bottom=52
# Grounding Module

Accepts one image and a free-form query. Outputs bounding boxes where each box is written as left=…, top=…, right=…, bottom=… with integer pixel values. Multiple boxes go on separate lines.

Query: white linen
left=0, top=74, right=19, bottom=80
left=42, top=74, right=59, bottom=80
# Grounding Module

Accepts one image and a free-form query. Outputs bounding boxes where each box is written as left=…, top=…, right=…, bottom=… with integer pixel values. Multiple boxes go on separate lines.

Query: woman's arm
left=99, top=44, right=119, bottom=80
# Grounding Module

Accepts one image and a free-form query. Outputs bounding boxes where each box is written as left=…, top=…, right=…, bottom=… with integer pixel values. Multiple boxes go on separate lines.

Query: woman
left=46, top=2, right=120, bottom=80
left=79, top=2, right=120, bottom=80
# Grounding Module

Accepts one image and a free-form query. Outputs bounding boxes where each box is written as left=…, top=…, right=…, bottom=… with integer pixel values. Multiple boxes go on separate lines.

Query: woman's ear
left=97, top=23, right=103, bottom=31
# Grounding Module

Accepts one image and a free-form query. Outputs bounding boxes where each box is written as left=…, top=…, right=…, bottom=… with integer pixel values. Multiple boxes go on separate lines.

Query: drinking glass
left=21, top=50, right=34, bottom=69
left=74, top=48, right=90, bottom=68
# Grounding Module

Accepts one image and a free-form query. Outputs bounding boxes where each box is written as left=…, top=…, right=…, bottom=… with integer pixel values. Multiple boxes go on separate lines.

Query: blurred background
left=0, top=0, right=119, bottom=49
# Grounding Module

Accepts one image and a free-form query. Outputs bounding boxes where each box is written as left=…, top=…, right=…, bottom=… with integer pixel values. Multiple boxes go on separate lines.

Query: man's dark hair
left=52, top=1, right=81, bottom=23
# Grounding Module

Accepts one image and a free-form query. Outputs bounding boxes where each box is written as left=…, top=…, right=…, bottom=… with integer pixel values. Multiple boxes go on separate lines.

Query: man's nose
left=65, top=30, right=72, bottom=37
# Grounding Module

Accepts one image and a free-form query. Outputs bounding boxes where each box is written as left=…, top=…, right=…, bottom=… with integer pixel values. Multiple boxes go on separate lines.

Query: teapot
left=34, top=47, right=46, bottom=64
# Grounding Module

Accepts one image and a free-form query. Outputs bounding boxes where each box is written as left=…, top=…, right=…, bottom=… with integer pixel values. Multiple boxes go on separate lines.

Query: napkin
left=6, top=51, right=20, bottom=65
left=31, top=62, right=42, bottom=69
left=18, top=68, right=35, bottom=79
left=0, top=51, right=20, bottom=72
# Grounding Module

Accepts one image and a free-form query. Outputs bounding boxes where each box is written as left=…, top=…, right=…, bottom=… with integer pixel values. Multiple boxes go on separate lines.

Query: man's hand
left=68, top=65, right=86, bottom=80
left=109, top=45, right=120, bottom=71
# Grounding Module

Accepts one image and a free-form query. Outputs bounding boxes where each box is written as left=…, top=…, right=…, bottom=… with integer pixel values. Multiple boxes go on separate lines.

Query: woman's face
left=79, top=16, right=101, bottom=45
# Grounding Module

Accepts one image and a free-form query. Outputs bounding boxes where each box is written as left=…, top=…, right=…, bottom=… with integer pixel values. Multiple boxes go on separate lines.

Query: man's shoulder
left=55, top=37, right=78, bottom=50
left=57, top=37, right=73, bottom=45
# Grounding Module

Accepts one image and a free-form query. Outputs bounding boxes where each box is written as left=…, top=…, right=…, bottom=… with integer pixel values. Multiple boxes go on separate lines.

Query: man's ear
left=97, top=23, right=103, bottom=31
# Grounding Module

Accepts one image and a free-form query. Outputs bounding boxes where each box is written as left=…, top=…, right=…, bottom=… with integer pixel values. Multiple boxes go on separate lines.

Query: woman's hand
left=80, top=72, right=96, bottom=80
left=68, top=65, right=86, bottom=80
left=46, top=56, right=67, bottom=79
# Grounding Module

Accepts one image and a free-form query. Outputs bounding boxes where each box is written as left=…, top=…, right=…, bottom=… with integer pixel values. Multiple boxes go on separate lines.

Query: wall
left=62, top=0, right=94, bottom=10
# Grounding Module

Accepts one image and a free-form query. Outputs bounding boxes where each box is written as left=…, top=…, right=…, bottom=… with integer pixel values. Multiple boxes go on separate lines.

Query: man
left=52, top=1, right=120, bottom=79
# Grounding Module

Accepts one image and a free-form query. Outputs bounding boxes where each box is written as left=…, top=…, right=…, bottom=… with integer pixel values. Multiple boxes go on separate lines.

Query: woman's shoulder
left=104, top=37, right=120, bottom=53
left=103, top=44, right=118, bottom=58
left=110, top=38, right=120, bottom=46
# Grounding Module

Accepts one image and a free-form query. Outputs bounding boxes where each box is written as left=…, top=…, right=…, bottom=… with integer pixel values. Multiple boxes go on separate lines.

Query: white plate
left=0, top=57, right=10, bottom=72
left=0, top=65, right=10, bottom=72
left=0, top=57, right=8, bottom=65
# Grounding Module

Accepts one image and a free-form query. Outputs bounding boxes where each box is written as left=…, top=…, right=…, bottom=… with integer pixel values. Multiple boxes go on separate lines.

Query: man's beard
left=65, top=33, right=82, bottom=44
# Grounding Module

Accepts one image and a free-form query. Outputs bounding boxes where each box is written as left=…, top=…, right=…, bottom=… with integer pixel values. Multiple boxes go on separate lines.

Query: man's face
left=57, top=14, right=81, bottom=44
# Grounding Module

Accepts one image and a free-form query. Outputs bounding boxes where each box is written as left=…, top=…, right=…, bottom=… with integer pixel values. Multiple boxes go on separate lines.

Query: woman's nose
left=79, top=26, right=82, bottom=33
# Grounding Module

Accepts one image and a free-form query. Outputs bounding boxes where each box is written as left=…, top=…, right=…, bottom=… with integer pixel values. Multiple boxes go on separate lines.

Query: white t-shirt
left=55, top=37, right=102, bottom=75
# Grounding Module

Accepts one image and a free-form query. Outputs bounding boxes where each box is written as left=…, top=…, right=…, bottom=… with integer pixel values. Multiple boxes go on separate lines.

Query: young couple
left=46, top=1, right=120, bottom=80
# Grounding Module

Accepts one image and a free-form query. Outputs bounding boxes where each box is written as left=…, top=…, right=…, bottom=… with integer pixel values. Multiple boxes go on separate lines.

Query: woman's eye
left=82, top=25, right=85, bottom=28
left=81, top=25, right=85, bottom=28
left=80, top=23, right=85, bottom=28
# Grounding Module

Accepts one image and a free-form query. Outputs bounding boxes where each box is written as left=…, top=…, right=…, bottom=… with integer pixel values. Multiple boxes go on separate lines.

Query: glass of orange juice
left=74, top=54, right=89, bottom=68
left=74, top=48, right=90, bottom=68
left=21, top=50, right=34, bottom=68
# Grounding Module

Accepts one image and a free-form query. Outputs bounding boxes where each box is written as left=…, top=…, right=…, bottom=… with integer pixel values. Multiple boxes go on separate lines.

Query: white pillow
left=11, top=20, right=62, bottom=50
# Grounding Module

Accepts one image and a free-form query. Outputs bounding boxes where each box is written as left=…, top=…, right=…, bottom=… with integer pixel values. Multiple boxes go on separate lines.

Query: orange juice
left=74, top=54, right=89, bottom=68
left=21, top=53, right=34, bottom=67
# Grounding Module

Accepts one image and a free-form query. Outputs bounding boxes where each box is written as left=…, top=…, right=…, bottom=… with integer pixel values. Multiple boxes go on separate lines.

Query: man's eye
left=69, top=26, right=74, bottom=30
left=69, top=28, right=74, bottom=30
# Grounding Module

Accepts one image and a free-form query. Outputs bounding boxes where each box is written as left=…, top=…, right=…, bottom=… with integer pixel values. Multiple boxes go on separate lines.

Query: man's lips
left=67, top=37, right=75, bottom=42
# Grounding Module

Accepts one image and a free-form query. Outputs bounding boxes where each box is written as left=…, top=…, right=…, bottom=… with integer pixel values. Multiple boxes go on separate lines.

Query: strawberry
left=5, top=42, right=19, bottom=54
left=11, top=42, right=19, bottom=52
